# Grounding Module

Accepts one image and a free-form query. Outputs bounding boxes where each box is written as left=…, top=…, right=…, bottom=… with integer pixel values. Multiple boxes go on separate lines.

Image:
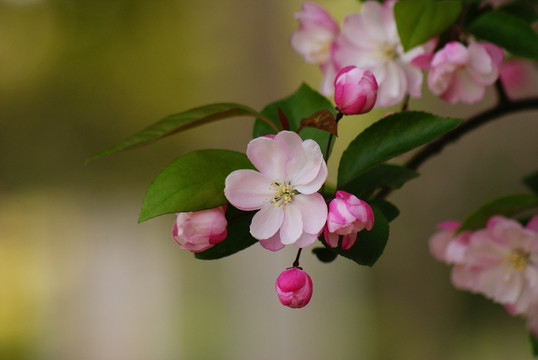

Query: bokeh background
left=1, top=0, right=538, bottom=359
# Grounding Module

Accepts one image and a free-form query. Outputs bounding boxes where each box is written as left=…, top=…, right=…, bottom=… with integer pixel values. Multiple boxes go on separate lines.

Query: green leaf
left=253, top=83, right=336, bottom=151
left=369, top=199, right=400, bottom=222
left=469, top=10, right=538, bottom=61
left=195, top=206, right=258, bottom=260
left=395, top=0, right=462, bottom=52
left=529, top=332, right=538, bottom=357
left=139, top=149, right=254, bottom=222
left=320, top=205, right=390, bottom=267
left=312, top=247, right=339, bottom=263
left=500, top=1, right=538, bottom=24
left=523, top=170, right=538, bottom=195
left=89, top=103, right=271, bottom=161
left=338, top=111, right=461, bottom=187
left=340, top=164, right=419, bottom=199
left=458, top=194, right=538, bottom=232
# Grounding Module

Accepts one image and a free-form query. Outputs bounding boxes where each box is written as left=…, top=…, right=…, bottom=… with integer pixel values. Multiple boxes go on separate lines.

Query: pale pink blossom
left=451, top=216, right=538, bottom=314
left=290, top=2, right=340, bottom=95
left=275, top=267, right=313, bottom=308
left=172, top=205, right=227, bottom=253
left=324, top=191, right=374, bottom=250
left=332, top=1, right=432, bottom=107
left=334, top=66, right=378, bottom=115
left=427, top=41, right=504, bottom=103
left=499, top=59, right=538, bottom=100
left=428, top=220, right=471, bottom=264
left=224, top=131, right=328, bottom=251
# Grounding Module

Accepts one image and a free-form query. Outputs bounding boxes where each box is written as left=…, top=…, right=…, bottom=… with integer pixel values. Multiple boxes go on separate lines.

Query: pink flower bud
left=275, top=267, right=313, bottom=308
left=333, top=65, right=378, bottom=115
left=172, top=205, right=227, bottom=253
left=324, top=191, right=374, bottom=250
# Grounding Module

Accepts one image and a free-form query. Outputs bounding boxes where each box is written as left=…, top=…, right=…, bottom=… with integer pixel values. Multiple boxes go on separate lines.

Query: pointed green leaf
left=195, top=206, right=258, bottom=260
left=89, top=103, right=272, bottom=161
left=523, top=170, right=538, bottom=195
left=253, top=83, right=336, bottom=151
left=340, top=164, right=419, bottom=199
left=320, top=205, right=389, bottom=267
left=458, top=194, right=538, bottom=232
left=139, top=149, right=253, bottom=222
left=395, top=0, right=462, bottom=52
left=369, top=199, right=400, bottom=222
left=338, top=111, right=461, bottom=187
left=312, top=247, right=339, bottom=263
left=469, top=10, right=538, bottom=61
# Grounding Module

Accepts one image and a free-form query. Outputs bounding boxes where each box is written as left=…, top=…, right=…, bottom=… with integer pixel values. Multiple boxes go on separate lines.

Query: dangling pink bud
left=275, top=267, right=313, bottom=308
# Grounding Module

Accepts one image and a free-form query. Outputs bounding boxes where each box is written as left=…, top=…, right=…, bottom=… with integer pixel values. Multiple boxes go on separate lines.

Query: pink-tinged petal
left=294, top=159, right=327, bottom=194
left=293, top=232, right=319, bottom=248
left=224, top=169, right=271, bottom=211
left=432, top=42, right=469, bottom=67
left=319, top=60, right=338, bottom=96
left=274, top=130, right=303, bottom=158
left=287, top=139, right=324, bottom=187
left=499, top=59, right=538, bottom=100
left=401, top=62, right=423, bottom=98
left=294, top=2, right=339, bottom=35
left=341, top=11, right=382, bottom=49
left=341, top=233, right=357, bottom=250
left=410, top=53, right=433, bottom=70
left=376, top=61, right=407, bottom=107
left=526, top=216, right=538, bottom=233
left=445, top=70, right=485, bottom=104
left=437, top=220, right=461, bottom=232
left=293, top=193, right=328, bottom=234
left=467, top=42, right=498, bottom=85
left=324, top=226, right=340, bottom=248
left=246, top=137, right=287, bottom=179
left=445, top=232, right=471, bottom=264
left=250, top=204, right=284, bottom=240
left=279, top=203, right=303, bottom=245
left=259, top=232, right=285, bottom=251
left=451, top=265, right=478, bottom=291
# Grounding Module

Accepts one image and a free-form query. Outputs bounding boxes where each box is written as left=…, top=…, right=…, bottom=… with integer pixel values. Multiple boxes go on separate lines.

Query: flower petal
left=246, top=136, right=287, bottom=179
left=294, top=232, right=319, bottom=248
left=293, top=193, right=328, bottom=234
left=250, top=204, right=284, bottom=240
left=288, top=139, right=325, bottom=187
left=224, top=169, right=271, bottom=211
left=259, top=232, right=285, bottom=251
left=279, top=203, right=303, bottom=245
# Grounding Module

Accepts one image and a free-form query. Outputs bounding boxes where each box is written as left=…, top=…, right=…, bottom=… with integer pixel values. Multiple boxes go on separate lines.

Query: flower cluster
left=429, top=215, right=538, bottom=336
left=173, top=131, right=375, bottom=307
left=291, top=1, right=506, bottom=106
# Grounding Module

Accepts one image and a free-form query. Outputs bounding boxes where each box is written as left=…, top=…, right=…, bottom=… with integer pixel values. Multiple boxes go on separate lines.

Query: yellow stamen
left=504, top=249, right=530, bottom=273
left=270, top=180, right=296, bottom=207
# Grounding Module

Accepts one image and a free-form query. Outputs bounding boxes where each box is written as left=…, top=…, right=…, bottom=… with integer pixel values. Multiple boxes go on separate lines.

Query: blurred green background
left=1, top=0, right=538, bottom=359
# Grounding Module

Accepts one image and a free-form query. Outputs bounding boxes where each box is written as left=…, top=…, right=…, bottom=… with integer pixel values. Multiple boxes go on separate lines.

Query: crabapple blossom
left=290, top=2, right=340, bottom=95
left=427, top=41, right=504, bottom=103
left=428, top=220, right=471, bottom=264
left=172, top=205, right=227, bottom=253
left=499, top=59, right=538, bottom=100
left=334, top=66, right=378, bottom=115
left=450, top=216, right=538, bottom=314
left=224, top=131, right=328, bottom=251
left=332, top=0, right=433, bottom=107
left=275, top=267, right=313, bottom=308
left=324, top=191, right=374, bottom=250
